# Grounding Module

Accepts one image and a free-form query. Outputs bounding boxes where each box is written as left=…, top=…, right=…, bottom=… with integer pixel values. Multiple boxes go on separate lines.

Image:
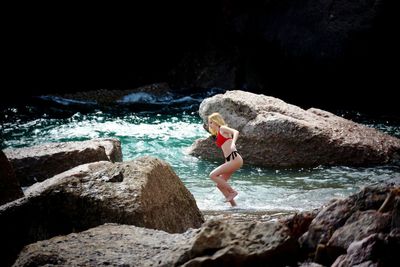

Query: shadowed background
left=3, top=0, right=399, bottom=116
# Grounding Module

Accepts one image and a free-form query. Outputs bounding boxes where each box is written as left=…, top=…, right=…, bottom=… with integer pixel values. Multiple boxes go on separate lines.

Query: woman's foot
left=229, top=199, right=237, bottom=207
left=226, top=191, right=238, bottom=202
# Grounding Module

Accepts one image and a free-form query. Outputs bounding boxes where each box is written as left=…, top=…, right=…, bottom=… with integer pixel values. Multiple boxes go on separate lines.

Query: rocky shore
left=1, top=91, right=399, bottom=266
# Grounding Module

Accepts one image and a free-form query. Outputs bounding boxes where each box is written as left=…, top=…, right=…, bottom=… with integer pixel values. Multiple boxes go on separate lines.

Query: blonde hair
left=208, top=112, right=227, bottom=136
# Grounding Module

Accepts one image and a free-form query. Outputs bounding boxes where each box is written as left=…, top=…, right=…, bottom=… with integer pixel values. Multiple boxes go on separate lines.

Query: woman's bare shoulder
left=220, top=125, right=238, bottom=134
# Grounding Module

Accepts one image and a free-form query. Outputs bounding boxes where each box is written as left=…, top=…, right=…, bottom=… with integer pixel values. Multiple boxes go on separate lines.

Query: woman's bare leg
left=216, top=173, right=237, bottom=206
left=217, top=184, right=236, bottom=206
left=212, top=170, right=238, bottom=206
left=210, top=160, right=241, bottom=191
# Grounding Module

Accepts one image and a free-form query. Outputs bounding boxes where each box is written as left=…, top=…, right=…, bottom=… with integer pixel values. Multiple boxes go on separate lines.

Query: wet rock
left=56, top=83, right=171, bottom=105
left=189, top=90, right=400, bottom=167
left=1, top=156, right=203, bottom=266
left=3, top=138, right=122, bottom=186
left=0, top=150, right=23, bottom=205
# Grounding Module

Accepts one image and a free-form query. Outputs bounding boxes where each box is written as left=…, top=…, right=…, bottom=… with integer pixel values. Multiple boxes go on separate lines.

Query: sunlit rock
left=189, top=90, right=400, bottom=167
left=13, top=223, right=198, bottom=267
left=13, top=218, right=299, bottom=267
left=4, top=138, right=122, bottom=186
left=0, top=156, right=203, bottom=266
left=0, top=150, right=23, bottom=205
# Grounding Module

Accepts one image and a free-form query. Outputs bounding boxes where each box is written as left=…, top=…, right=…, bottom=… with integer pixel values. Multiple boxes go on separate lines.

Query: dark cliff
left=3, top=0, right=398, bottom=115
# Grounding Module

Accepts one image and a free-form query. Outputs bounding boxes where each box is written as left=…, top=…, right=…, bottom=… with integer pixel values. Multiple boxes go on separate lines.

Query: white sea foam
left=39, top=96, right=97, bottom=105
left=117, top=92, right=174, bottom=104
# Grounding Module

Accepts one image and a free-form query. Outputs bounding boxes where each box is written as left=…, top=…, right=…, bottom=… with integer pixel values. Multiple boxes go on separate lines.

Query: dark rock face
left=331, top=232, right=399, bottom=267
left=299, top=179, right=400, bottom=266
left=0, top=151, right=23, bottom=205
left=189, top=90, right=400, bottom=167
left=57, top=83, right=171, bottom=105
left=3, top=138, right=122, bottom=186
left=4, top=1, right=397, bottom=115
left=0, top=157, right=203, bottom=267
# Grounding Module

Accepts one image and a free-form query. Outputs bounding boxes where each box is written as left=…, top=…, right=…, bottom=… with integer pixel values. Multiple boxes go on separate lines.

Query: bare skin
left=217, top=172, right=237, bottom=206
left=208, top=121, right=243, bottom=206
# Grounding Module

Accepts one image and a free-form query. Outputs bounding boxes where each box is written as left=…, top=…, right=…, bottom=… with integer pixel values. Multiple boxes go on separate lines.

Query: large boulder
left=189, top=90, right=400, bottom=167
left=0, top=156, right=203, bottom=267
left=299, top=178, right=400, bottom=266
left=12, top=223, right=198, bottom=267
left=13, top=218, right=300, bottom=267
left=3, top=138, right=122, bottom=186
left=331, top=231, right=399, bottom=267
left=0, top=151, right=23, bottom=205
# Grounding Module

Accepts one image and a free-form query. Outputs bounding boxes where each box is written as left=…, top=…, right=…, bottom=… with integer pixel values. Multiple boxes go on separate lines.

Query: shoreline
left=201, top=209, right=299, bottom=223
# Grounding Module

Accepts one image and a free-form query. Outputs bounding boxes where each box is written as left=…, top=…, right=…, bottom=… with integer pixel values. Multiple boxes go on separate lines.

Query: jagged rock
left=299, top=179, right=400, bottom=265
left=13, top=218, right=300, bottom=267
left=12, top=223, right=199, bottom=267
left=0, top=150, right=23, bottom=205
left=331, top=232, right=400, bottom=267
left=326, top=210, right=392, bottom=260
left=280, top=210, right=319, bottom=239
left=183, top=218, right=299, bottom=266
left=0, top=156, right=203, bottom=267
left=56, top=83, right=171, bottom=105
left=91, top=138, right=122, bottom=162
left=189, top=90, right=400, bottom=167
left=3, top=138, right=122, bottom=186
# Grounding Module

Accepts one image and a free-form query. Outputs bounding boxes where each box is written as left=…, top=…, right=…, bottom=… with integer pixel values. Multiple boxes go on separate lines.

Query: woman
left=207, top=112, right=243, bottom=206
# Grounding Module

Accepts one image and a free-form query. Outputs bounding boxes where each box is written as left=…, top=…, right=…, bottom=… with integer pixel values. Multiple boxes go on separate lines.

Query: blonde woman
left=207, top=112, right=243, bottom=206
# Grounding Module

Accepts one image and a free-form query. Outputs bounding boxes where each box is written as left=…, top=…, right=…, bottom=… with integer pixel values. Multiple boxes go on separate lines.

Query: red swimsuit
left=216, top=130, right=232, bottom=147
left=216, top=130, right=238, bottom=162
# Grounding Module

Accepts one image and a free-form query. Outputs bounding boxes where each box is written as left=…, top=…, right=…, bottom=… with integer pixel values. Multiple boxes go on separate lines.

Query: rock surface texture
left=0, top=150, right=23, bottom=205
left=189, top=90, right=400, bottom=167
left=1, top=156, right=203, bottom=266
left=3, top=138, right=123, bottom=186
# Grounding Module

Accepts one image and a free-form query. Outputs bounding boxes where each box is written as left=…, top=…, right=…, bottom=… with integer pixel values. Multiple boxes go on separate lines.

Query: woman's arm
left=220, top=126, right=239, bottom=148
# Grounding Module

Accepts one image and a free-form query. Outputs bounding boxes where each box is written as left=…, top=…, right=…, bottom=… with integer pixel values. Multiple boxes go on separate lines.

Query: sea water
left=1, top=94, right=399, bottom=213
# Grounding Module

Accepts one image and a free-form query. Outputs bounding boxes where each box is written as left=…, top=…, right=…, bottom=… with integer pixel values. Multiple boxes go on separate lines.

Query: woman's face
left=208, top=119, right=219, bottom=132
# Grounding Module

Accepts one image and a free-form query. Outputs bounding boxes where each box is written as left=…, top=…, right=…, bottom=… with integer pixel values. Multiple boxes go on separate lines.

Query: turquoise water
left=1, top=108, right=400, bottom=212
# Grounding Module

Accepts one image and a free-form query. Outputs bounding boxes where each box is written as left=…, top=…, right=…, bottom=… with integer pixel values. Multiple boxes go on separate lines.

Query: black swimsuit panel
left=225, top=151, right=238, bottom=162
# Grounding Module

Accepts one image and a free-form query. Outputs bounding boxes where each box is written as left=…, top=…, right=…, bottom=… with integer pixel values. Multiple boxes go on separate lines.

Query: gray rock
left=12, top=223, right=199, bottom=267
left=299, top=181, right=400, bottom=265
left=56, top=83, right=171, bottom=105
left=189, top=90, right=400, bottom=167
left=1, top=156, right=203, bottom=267
left=13, top=218, right=300, bottom=267
left=327, top=210, right=392, bottom=257
left=4, top=138, right=123, bottom=186
left=0, top=150, right=23, bottom=205
left=331, top=232, right=399, bottom=267
left=182, top=218, right=299, bottom=266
